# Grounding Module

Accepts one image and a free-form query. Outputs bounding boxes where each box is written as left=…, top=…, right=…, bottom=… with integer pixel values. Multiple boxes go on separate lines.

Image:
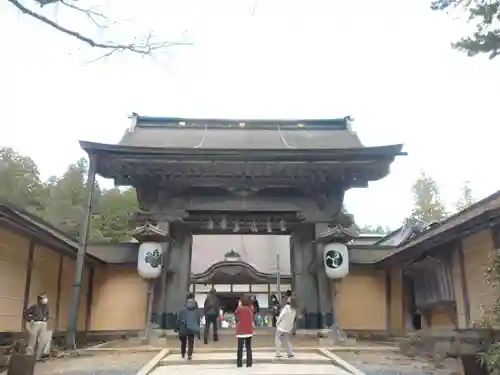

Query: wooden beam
left=54, top=254, right=64, bottom=330
left=23, top=239, right=35, bottom=312
left=457, top=240, right=471, bottom=327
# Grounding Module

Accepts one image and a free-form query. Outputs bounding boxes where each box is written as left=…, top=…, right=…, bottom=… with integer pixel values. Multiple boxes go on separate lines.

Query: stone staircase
left=152, top=348, right=363, bottom=375
left=162, top=328, right=354, bottom=349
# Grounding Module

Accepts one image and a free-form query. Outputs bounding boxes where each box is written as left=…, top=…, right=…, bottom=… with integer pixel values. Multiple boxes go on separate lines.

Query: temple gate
left=70, top=114, right=403, bottom=338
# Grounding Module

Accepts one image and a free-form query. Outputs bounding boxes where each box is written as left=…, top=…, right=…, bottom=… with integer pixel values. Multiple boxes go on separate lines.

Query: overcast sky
left=1, top=0, right=498, bottom=229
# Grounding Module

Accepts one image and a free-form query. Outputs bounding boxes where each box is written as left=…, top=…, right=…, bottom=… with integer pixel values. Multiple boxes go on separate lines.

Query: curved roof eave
left=79, top=140, right=406, bottom=159
left=191, top=260, right=279, bottom=280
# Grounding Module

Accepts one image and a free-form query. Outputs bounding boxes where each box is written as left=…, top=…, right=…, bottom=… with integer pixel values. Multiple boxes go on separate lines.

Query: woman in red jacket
left=235, top=294, right=254, bottom=367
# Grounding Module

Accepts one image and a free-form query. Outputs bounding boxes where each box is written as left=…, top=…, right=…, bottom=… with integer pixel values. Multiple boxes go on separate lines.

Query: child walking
left=235, top=294, right=254, bottom=367
left=275, top=295, right=297, bottom=358
left=176, top=293, right=201, bottom=360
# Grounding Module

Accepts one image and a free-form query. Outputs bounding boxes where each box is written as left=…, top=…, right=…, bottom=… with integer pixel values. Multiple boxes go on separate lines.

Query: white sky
left=1, top=0, right=498, bottom=229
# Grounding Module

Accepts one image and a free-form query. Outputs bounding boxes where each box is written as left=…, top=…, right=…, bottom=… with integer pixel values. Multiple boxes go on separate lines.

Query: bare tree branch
left=58, top=0, right=109, bottom=29
left=7, top=0, right=191, bottom=56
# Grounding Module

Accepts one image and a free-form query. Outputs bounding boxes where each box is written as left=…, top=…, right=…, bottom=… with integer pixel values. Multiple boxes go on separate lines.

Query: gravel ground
left=336, top=351, right=463, bottom=375
left=32, top=352, right=156, bottom=375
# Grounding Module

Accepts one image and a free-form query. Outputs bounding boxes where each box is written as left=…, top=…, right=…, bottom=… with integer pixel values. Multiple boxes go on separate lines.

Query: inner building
left=189, top=235, right=291, bottom=325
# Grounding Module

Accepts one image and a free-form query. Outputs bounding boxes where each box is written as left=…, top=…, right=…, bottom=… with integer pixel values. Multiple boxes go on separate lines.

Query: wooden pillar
left=85, top=266, right=94, bottom=333
left=290, top=224, right=318, bottom=328
left=66, top=153, right=97, bottom=348
left=314, top=223, right=333, bottom=328
left=22, top=239, right=35, bottom=328
left=23, top=240, right=35, bottom=310
left=156, top=221, right=171, bottom=328
left=457, top=240, right=471, bottom=327
left=385, top=271, right=392, bottom=331
left=54, top=254, right=63, bottom=330
left=163, top=223, right=193, bottom=329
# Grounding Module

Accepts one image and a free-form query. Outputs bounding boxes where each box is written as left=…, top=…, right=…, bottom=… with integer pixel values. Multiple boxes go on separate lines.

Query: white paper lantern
left=323, top=242, right=349, bottom=279
left=137, top=242, right=164, bottom=279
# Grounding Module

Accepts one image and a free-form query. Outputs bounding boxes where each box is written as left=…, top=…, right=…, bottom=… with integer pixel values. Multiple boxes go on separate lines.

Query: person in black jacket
left=252, top=296, right=260, bottom=327
left=270, top=294, right=281, bottom=328
left=203, top=288, right=220, bottom=344
left=24, top=292, right=50, bottom=358
left=176, top=293, right=201, bottom=360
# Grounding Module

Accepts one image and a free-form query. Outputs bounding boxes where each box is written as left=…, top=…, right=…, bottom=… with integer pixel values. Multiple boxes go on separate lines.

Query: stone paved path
left=336, top=351, right=463, bottom=375
left=32, top=352, right=155, bottom=375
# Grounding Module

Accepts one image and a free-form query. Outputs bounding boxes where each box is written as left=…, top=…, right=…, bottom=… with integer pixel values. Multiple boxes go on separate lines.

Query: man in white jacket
left=275, top=295, right=297, bottom=358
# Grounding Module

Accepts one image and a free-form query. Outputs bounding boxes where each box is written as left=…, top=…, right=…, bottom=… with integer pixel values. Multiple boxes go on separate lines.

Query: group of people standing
left=175, top=288, right=298, bottom=367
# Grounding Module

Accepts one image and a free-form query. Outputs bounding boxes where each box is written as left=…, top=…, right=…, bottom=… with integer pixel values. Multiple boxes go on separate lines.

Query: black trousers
left=179, top=334, right=194, bottom=358
left=272, top=313, right=277, bottom=328
left=236, top=336, right=253, bottom=367
left=203, top=315, right=218, bottom=343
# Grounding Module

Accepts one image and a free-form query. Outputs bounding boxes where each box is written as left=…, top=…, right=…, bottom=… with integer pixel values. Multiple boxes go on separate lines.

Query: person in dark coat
left=252, top=296, right=260, bottom=327
left=270, top=294, right=281, bottom=328
left=176, top=293, right=201, bottom=360
left=203, top=288, right=220, bottom=344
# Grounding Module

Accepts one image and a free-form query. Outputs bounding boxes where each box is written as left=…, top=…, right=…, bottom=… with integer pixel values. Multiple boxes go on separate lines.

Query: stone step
left=151, top=363, right=354, bottom=375
left=164, top=335, right=320, bottom=348
left=159, top=350, right=335, bottom=366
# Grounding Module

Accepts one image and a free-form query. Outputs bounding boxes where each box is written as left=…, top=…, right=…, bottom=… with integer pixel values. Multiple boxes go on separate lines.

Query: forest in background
left=0, top=148, right=478, bottom=242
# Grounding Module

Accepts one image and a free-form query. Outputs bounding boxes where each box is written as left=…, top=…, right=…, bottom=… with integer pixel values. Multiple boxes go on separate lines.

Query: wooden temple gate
left=65, top=115, right=404, bottom=341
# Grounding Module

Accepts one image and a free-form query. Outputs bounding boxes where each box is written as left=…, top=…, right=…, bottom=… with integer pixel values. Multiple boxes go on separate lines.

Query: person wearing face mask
left=24, top=292, right=50, bottom=358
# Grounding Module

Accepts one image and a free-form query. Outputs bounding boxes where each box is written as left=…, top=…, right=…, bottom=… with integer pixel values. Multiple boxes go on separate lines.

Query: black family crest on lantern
left=325, top=249, right=343, bottom=269
left=145, top=248, right=163, bottom=268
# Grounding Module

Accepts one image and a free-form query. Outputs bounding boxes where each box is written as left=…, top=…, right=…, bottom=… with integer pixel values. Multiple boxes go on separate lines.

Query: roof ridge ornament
left=127, top=112, right=139, bottom=133
left=129, top=221, right=173, bottom=243
left=314, top=224, right=358, bottom=244
left=345, top=116, right=354, bottom=132
left=224, top=249, right=241, bottom=261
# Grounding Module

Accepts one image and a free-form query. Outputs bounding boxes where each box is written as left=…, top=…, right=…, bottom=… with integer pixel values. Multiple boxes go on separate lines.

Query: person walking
left=252, top=296, right=260, bottom=328
left=24, top=292, right=50, bottom=358
left=176, top=293, right=201, bottom=360
left=270, top=294, right=280, bottom=328
left=275, top=295, right=297, bottom=358
left=235, top=294, right=254, bottom=367
left=203, top=288, right=220, bottom=344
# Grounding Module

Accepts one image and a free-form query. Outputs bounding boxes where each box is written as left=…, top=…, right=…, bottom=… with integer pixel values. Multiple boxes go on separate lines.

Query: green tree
left=360, top=225, right=391, bottom=234
left=93, top=188, right=138, bottom=243
left=431, top=0, right=500, bottom=59
left=42, top=158, right=104, bottom=240
left=455, top=181, right=477, bottom=211
left=411, top=170, right=448, bottom=222
left=0, top=148, right=46, bottom=213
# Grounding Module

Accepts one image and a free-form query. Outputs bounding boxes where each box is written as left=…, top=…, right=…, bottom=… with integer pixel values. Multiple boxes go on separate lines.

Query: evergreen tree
left=455, top=181, right=477, bottom=212
left=93, top=188, right=138, bottom=243
left=0, top=149, right=139, bottom=243
left=42, top=158, right=104, bottom=240
left=360, top=225, right=390, bottom=234
left=0, top=148, right=46, bottom=214
left=431, top=0, right=500, bottom=59
left=411, top=170, right=448, bottom=223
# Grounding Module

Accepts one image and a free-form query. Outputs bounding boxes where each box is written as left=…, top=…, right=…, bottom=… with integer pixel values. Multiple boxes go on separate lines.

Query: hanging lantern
left=129, top=222, right=173, bottom=280
left=323, top=242, right=349, bottom=279
left=138, top=242, right=164, bottom=279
